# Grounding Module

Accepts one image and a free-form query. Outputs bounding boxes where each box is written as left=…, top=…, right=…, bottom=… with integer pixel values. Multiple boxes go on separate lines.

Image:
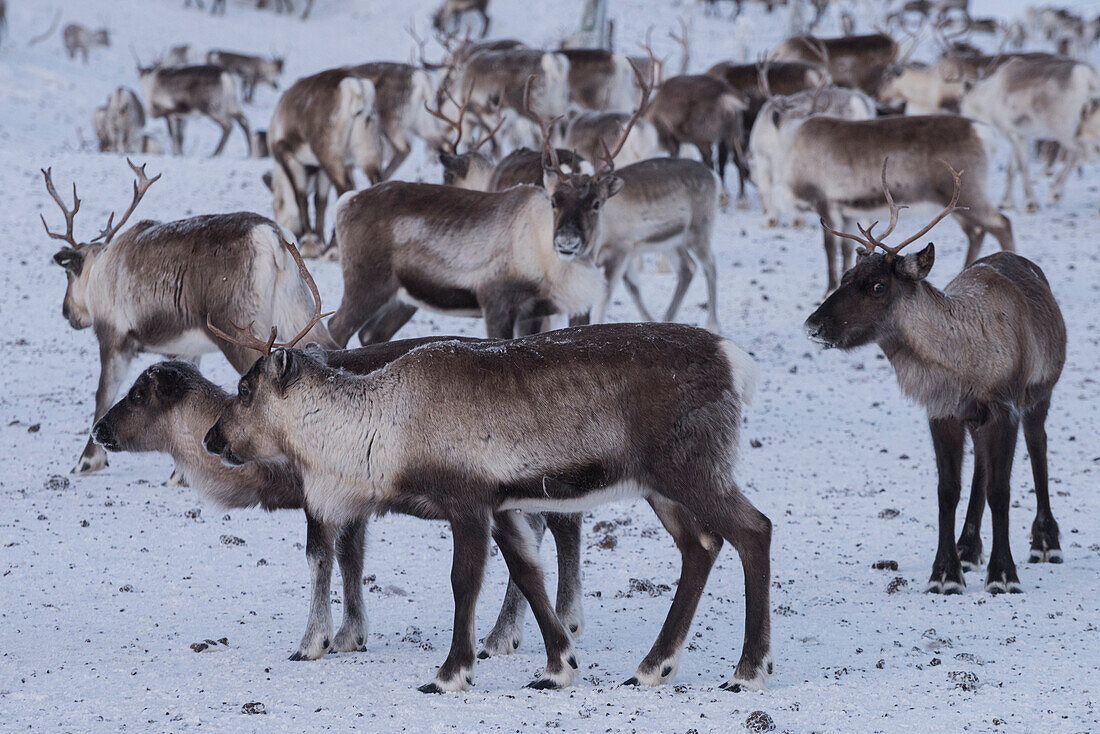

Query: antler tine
left=876, top=157, right=909, bottom=244
left=891, top=162, right=963, bottom=252
left=279, top=236, right=333, bottom=350
left=470, top=106, right=506, bottom=153
left=94, top=159, right=161, bottom=244
left=40, top=167, right=82, bottom=247
left=424, top=83, right=468, bottom=153
left=539, top=116, right=568, bottom=180
left=820, top=216, right=877, bottom=252
left=206, top=315, right=280, bottom=355
left=756, top=55, right=772, bottom=97
left=596, top=55, right=653, bottom=176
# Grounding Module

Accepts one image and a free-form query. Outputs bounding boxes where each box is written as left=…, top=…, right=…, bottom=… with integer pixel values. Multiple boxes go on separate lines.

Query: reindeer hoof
left=418, top=682, right=444, bottom=694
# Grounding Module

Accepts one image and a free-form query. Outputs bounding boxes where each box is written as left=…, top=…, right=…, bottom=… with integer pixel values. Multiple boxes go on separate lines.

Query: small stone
left=886, top=577, right=908, bottom=594
left=242, top=702, right=266, bottom=715
left=44, top=475, right=69, bottom=492
left=80, top=519, right=90, bottom=528
left=256, top=558, right=268, bottom=566
left=878, top=508, right=900, bottom=519
left=745, top=710, right=775, bottom=732
left=948, top=670, right=980, bottom=691
left=929, top=657, right=941, bottom=666
left=750, top=439, right=763, bottom=448
left=402, top=626, right=423, bottom=645
left=184, top=508, right=201, bottom=519
left=119, top=584, right=133, bottom=592
left=219, top=535, right=245, bottom=546
left=872, top=559, right=898, bottom=571
left=597, top=533, right=617, bottom=549
left=190, top=642, right=209, bottom=653
left=27, top=423, right=41, bottom=433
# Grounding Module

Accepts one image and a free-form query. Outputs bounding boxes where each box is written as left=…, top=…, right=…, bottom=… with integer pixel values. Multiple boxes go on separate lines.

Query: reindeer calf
left=93, top=87, right=146, bottom=154
left=139, top=64, right=252, bottom=156
left=63, top=23, right=109, bottom=63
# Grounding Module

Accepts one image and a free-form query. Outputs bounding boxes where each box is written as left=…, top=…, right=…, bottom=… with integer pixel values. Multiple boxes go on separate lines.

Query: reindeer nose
left=203, top=423, right=227, bottom=456
left=91, top=420, right=118, bottom=451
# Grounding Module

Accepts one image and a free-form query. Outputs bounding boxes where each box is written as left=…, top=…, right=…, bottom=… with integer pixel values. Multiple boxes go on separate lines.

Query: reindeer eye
left=238, top=382, right=251, bottom=404
left=871, top=282, right=886, bottom=296
left=591, top=200, right=601, bottom=211
left=131, top=387, right=148, bottom=405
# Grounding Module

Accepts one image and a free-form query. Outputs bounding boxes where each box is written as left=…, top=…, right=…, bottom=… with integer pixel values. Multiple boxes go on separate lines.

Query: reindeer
left=62, top=23, right=110, bottom=63
left=266, top=67, right=376, bottom=244
left=138, top=64, right=252, bottom=156
left=441, top=145, right=587, bottom=191
left=764, top=114, right=1012, bottom=291
left=41, top=160, right=335, bottom=474
left=556, top=111, right=662, bottom=170
left=432, top=0, right=490, bottom=38
left=960, top=55, right=1100, bottom=211
left=202, top=321, right=770, bottom=693
left=559, top=48, right=649, bottom=112
left=805, top=162, right=1066, bottom=594
left=92, top=87, right=146, bottom=154
left=542, top=89, right=723, bottom=331
left=769, top=33, right=899, bottom=96
left=162, top=43, right=197, bottom=67
left=748, top=86, right=876, bottom=227
left=645, top=74, right=746, bottom=206
left=206, top=50, right=285, bottom=103
left=705, top=59, right=827, bottom=206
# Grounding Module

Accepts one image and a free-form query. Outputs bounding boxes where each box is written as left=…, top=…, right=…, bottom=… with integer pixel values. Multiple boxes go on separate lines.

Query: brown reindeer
left=769, top=33, right=899, bottom=96
left=206, top=49, right=285, bottom=103
left=42, top=160, right=334, bottom=474
left=805, top=162, right=1066, bottom=594
left=138, top=64, right=252, bottom=156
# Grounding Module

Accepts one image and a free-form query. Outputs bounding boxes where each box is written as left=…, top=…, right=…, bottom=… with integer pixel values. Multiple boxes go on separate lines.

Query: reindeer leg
left=663, top=245, right=697, bottom=324
left=76, top=342, right=134, bottom=474
left=233, top=112, right=252, bottom=157
left=420, top=512, right=491, bottom=693
left=956, top=449, right=985, bottom=571
left=927, top=417, right=966, bottom=593
left=1010, top=133, right=1038, bottom=213
left=690, top=241, right=719, bottom=333
left=332, top=517, right=369, bottom=652
left=975, top=406, right=1023, bottom=593
left=1024, top=397, right=1062, bottom=563
left=621, top=258, right=656, bottom=322
left=356, top=301, right=418, bottom=344
left=1048, top=146, right=1079, bottom=206
left=593, top=250, right=632, bottom=324
left=479, top=511, right=543, bottom=659
left=491, top=511, right=577, bottom=689
left=210, top=116, right=233, bottom=157
left=546, top=513, right=584, bottom=638
left=289, top=511, right=335, bottom=660
left=820, top=205, right=842, bottom=294
left=625, top=497, right=722, bottom=686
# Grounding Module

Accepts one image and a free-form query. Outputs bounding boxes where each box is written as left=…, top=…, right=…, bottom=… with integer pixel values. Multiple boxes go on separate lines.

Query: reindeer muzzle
left=203, top=422, right=245, bottom=467
left=91, top=420, right=119, bottom=452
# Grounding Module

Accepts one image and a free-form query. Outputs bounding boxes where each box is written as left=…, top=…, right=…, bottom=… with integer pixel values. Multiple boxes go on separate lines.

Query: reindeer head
left=541, top=58, right=650, bottom=260
left=42, top=159, right=160, bottom=329
left=92, top=361, right=208, bottom=454
left=203, top=240, right=331, bottom=466
left=805, top=159, right=961, bottom=349
left=425, top=79, right=506, bottom=182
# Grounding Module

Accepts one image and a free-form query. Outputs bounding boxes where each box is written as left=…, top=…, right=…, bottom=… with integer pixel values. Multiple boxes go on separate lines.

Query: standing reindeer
left=138, top=64, right=252, bottom=156
left=769, top=33, right=899, bottom=96
left=62, top=23, right=110, bottom=63
left=42, top=160, right=334, bottom=474
left=432, top=0, right=490, bottom=38
left=206, top=50, right=285, bottom=103
left=92, top=87, right=147, bottom=154
left=805, top=163, right=1066, bottom=593
left=202, top=322, right=770, bottom=693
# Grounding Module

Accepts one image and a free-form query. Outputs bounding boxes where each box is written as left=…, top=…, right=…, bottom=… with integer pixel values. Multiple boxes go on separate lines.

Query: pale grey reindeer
left=62, top=23, right=110, bottom=63
left=961, top=54, right=1100, bottom=211
left=806, top=163, right=1066, bottom=593
left=748, top=86, right=877, bottom=227
left=42, top=159, right=334, bottom=475
left=202, top=322, right=770, bottom=693
left=93, top=87, right=146, bottom=154
left=206, top=49, right=285, bottom=103
left=558, top=48, right=651, bottom=112
left=91, top=337, right=586, bottom=664
left=138, top=63, right=252, bottom=156
left=764, top=113, right=1013, bottom=292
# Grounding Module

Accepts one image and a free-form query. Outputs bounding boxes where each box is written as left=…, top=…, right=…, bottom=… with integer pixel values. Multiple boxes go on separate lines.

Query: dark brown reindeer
left=805, top=163, right=1066, bottom=594
left=138, top=63, right=252, bottom=156
left=202, top=321, right=769, bottom=693
left=42, top=160, right=334, bottom=475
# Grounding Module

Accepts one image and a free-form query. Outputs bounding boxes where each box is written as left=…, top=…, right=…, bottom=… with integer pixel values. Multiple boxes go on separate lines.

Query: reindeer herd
left=33, top=0, right=1097, bottom=696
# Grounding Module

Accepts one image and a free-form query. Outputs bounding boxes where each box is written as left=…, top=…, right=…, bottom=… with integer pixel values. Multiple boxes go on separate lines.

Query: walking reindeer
left=43, top=159, right=334, bottom=474
left=805, top=162, right=1066, bottom=593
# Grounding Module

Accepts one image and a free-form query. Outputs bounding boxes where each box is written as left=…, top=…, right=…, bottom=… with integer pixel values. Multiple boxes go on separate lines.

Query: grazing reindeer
left=769, top=33, right=899, bottom=96
left=748, top=86, right=877, bottom=227
left=542, top=93, right=722, bottom=331
left=764, top=114, right=1012, bottom=291
left=267, top=67, right=376, bottom=241
left=62, top=23, right=110, bottom=63
left=805, top=164, right=1066, bottom=593
left=960, top=55, right=1100, bottom=211
left=93, top=87, right=146, bottom=154
left=206, top=50, right=285, bottom=103
left=645, top=74, right=746, bottom=205
left=138, top=64, right=252, bottom=156
left=432, top=0, right=490, bottom=38
left=705, top=59, right=827, bottom=205
left=202, top=321, right=770, bottom=692
left=42, top=160, right=335, bottom=474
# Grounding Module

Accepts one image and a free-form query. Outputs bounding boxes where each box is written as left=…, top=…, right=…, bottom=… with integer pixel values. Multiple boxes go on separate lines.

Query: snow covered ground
left=1, top=0, right=1099, bottom=731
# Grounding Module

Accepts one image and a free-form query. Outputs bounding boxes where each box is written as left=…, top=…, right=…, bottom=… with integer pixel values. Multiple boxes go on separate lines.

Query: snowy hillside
left=1, top=0, right=1099, bottom=731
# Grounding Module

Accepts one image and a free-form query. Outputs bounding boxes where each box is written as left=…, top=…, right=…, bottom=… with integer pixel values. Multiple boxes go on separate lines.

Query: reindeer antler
left=668, top=18, right=690, bottom=75
left=595, top=53, right=654, bottom=177
left=756, top=55, right=772, bottom=97
left=424, top=82, right=470, bottom=154
left=206, top=237, right=332, bottom=356
left=819, top=158, right=963, bottom=260
left=93, top=159, right=161, bottom=244
left=40, top=168, right=82, bottom=247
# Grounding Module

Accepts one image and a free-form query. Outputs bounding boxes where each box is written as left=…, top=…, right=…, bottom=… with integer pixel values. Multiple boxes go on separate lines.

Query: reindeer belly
left=147, top=329, right=220, bottom=358
left=395, top=270, right=482, bottom=317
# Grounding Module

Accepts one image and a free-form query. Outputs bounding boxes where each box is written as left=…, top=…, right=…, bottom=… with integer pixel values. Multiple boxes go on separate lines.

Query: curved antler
left=595, top=52, right=654, bottom=177
left=93, top=159, right=161, bottom=244
left=40, top=168, right=82, bottom=247
left=206, top=236, right=332, bottom=356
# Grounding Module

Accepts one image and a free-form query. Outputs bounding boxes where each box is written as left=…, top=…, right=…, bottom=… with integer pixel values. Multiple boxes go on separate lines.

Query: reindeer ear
left=772, top=109, right=781, bottom=127
left=896, top=243, right=935, bottom=281
left=600, top=175, right=625, bottom=199
left=303, top=343, right=329, bottom=365
left=53, top=248, right=84, bottom=273
left=267, top=348, right=300, bottom=390
left=261, top=171, right=274, bottom=192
